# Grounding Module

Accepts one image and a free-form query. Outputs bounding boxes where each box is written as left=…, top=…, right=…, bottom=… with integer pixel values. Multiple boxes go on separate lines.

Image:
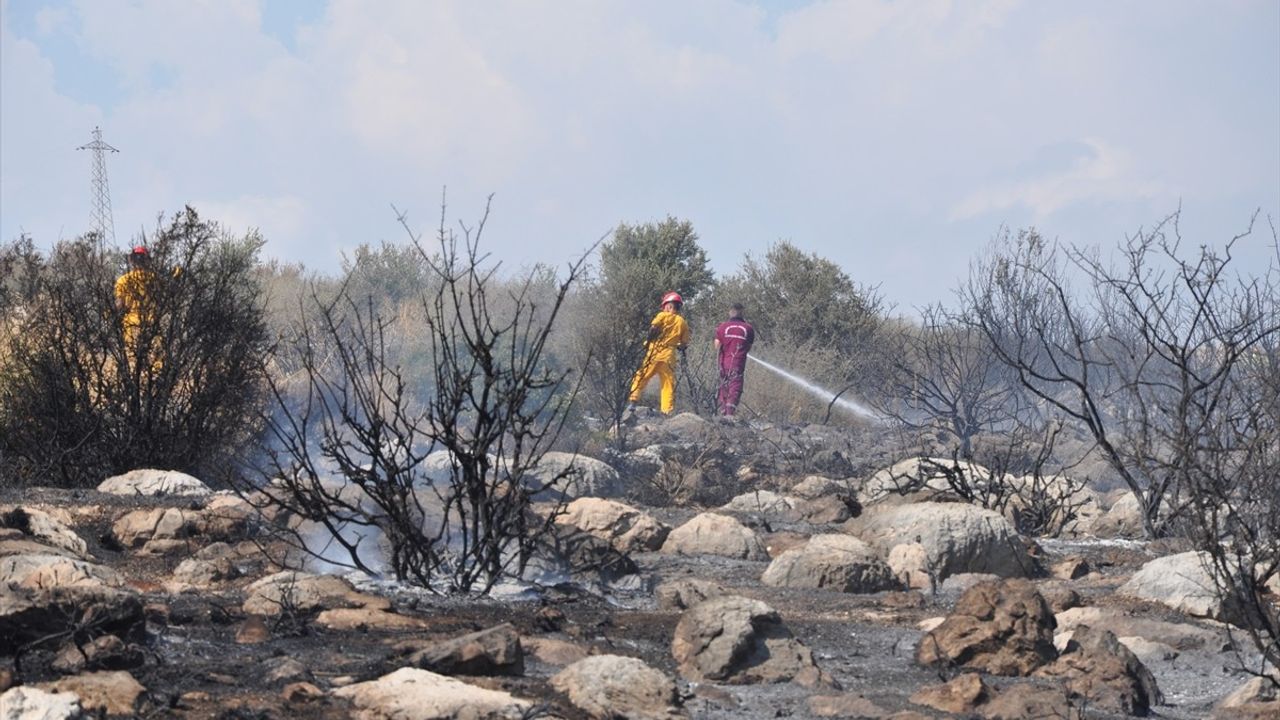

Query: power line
left=77, top=126, right=119, bottom=249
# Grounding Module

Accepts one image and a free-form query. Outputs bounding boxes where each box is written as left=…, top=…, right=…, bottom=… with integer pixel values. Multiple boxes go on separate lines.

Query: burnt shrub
left=0, top=207, right=270, bottom=487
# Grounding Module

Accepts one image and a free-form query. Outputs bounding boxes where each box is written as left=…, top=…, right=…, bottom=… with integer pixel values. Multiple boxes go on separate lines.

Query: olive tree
left=571, top=217, right=715, bottom=445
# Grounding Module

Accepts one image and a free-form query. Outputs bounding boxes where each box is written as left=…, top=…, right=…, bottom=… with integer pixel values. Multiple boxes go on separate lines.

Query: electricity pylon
left=77, top=126, right=119, bottom=249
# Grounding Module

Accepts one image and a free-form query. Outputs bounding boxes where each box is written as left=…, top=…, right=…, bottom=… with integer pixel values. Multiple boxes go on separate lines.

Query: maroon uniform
left=715, top=318, right=755, bottom=415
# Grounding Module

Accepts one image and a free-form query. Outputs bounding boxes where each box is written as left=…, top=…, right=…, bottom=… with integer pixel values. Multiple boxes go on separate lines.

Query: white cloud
left=1, top=0, right=1275, bottom=308
left=950, top=139, right=1168, bottom=221
left=0, top=15, right=101, bottom=241
left=34, top=6, right=70, bottom=35
left=192, top=194, right=308, bottom=240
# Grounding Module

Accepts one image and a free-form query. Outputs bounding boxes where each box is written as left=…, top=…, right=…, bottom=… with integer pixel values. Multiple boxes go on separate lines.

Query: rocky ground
left=0, top=412, right=1276, bottom=719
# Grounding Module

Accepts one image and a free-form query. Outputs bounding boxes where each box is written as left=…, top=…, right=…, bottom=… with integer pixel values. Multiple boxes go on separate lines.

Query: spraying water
left=747, top=355, right=883, bottom=422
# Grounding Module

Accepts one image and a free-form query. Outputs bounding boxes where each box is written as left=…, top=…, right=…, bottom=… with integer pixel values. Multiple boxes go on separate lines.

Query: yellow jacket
left=114, top=269, right=156, bottom=329
left=644, top=310, right=690, bottom=365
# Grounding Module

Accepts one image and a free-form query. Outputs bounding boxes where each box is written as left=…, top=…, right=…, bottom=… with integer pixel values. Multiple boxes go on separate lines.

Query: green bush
left=568, top=217, right=716, bottom=442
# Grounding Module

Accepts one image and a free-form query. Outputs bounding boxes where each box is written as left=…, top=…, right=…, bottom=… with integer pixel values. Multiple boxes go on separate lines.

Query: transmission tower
left=77, top=126, right=119, bottom=248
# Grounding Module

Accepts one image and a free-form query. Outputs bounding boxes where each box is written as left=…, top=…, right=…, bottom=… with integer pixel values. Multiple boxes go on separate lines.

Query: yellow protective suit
left=114, top=268, right=159, bottom=370
left=629, top=309, right=691, bottom=414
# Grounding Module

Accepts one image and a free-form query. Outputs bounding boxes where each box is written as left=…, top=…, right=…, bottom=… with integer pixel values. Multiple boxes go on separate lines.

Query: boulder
left=1084, top=493, right=1146, bottom=539
left=1118, top=550, right=1236, bottom=622
left=556, top=498, right=669, bottom=554
left=550, top=655, right=685, bottom=720
left=760, top=534, right=898, bottom=593
left=169, top=541, right=264, bottom=591
left=521, top=637, right=590, bottom=667
left=660, top=513, right=768, bottom=561
left=420, top=450, right=491, bottom=485
left=0, top=552, right=142, bottom=657
left=37, top=671, right=147, bottom=718
left=551, top=525, right=639, bottom=583
left=262, top=657, right=311, bottom=685
left=1052, top=557, right=1091, bottom=580
left=980, top=683, right=1081, bottom=720
left=1054, top=606, right=1227, bottom=652
left=235, top=616, right=270, bottom=644
left=51, top=635, right=144, bottom=674
left=97, top=469, right=210, bottom=497
left=788, top=475, right=848, bottom=500
left=0, top=584, right=144, bottom=656
left=654, top=579, right=728, bottom=611
left=0, top=686, right=84, bottom=719
left=1214, top=675, right=1280, bottom=719
left=111, top=502, right=253, bottom=556
left=524, top=452, right=623, bottom=499
left=1002, top=474, right=1101, bottom=536
left=857, top=456, right=987, bottom=506
left=196, top=494, right=258, bottom=538
left=808, top=448, right=855, bottom=478
left=761, top=531, right=809, bottom=558
left=0, top=554, right=124, bottom=590
left=657, top=412, right=709, bottom=437
left=671, top=595, right=831, bottom=686
left=910, top=673, right=990, bottom=714
left=794, top=495, right=853, bottom=524
left=720, top=491, right=800, bottom=522
left=1117, top=636, right=1178, bottom=664
left=109, top=508, right=201, bottom=555
left=1034, top=625, right=1162, bottom=716
left=1038, top=584, right=1082, bottom=614
left=316, top=607, right=428, bottom=632
left=0, top=537, right=81, bottom=561
left=846, top=502, right=1040, bottom=580
left=406, top=624, right=523, bottom=676
left=170, top=556, right=237, bottom=589
left=242, top=571, right=387, bottom=616
left=333, top=667, right=532, bottom=719
left=917, top=579, right=1057, bottom=676
left=282, top=682, right=324, bottom=704
left=941, top=572, right=1002, bottom=594
left=0, top=507, right=87, bottom=557
left=888, top=543, right=932, bottom=591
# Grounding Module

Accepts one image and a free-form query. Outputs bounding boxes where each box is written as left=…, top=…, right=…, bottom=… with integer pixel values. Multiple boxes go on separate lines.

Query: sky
left=2, top=0, right=1278, bottom=310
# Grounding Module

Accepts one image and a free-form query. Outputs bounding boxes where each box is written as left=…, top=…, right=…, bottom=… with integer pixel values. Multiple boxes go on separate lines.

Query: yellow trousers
left=123, top=323, right=163, bottom=375
left=629, top=360, right=676, bottom=414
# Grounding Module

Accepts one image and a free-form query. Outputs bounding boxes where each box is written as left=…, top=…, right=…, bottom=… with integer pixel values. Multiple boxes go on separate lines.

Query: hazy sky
left=3, top=0, right=1277, bottom=310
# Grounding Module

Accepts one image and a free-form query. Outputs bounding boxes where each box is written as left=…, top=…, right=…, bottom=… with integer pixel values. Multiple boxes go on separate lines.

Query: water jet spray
left=747, top=355, right=882, bottom=423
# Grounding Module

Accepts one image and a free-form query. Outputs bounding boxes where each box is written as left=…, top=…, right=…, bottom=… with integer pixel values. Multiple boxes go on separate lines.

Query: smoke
left=299, top=515, right=388, bottom=577
left=747, top=355, right=883, bottom=422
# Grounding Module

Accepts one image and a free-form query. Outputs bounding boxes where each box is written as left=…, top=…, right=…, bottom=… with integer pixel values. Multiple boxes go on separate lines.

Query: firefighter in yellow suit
left=629, top=291, right=691, bottom=415
left=114, top=245, right=159, bottom=371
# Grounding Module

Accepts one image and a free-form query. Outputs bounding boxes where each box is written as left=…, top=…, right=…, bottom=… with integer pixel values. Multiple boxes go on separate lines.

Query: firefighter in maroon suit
left=714, top=303, right=755, bottom=416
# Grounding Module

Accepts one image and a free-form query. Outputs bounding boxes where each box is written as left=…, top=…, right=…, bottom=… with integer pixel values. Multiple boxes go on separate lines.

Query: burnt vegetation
left=0, top=208, right=269, bottom=487
left=244, top=200, right=592, bottom=594
left=1, top=198, right=1276, bottom=683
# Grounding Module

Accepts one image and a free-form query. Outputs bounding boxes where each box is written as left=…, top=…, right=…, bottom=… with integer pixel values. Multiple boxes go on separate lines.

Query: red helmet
left=661, top=291, right=683, bottom=307
left=130, top=245, right=148, bottom=257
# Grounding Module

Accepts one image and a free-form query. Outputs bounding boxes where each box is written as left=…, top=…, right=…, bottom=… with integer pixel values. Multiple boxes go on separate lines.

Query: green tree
left=708, top=242, right=888, bottom=421
left=341, top=240, right=435, bottom=309
left=600, top=217, right=715, bottom=304
left=719, top=241, right=883, bottom=355
left=571, top=217, right=715, bottom=442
